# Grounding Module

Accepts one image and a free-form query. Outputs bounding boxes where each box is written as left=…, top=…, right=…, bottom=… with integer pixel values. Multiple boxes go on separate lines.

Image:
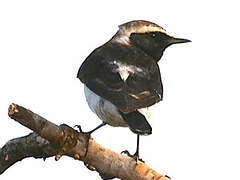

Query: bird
left=77, top=20, right=190, bottom=161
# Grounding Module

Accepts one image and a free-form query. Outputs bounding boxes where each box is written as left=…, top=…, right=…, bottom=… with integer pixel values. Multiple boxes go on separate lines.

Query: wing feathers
left=77, top=42, right=163, bottom=113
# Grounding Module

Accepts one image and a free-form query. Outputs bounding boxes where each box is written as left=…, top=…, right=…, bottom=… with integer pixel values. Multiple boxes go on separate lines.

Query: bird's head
left=113, top=20, right=191, bottom=61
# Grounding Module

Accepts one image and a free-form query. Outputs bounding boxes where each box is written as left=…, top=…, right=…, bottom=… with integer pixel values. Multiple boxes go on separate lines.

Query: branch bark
left=0, top=103, right=170, bottom=180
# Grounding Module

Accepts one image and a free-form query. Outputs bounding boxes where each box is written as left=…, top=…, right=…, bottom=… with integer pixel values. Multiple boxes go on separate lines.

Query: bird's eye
left=152, top=33, right=156, bottom=38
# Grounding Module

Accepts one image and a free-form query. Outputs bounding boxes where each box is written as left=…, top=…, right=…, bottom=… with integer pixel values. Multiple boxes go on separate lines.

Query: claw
left=121, top=150, right=131, bottom=156
left=74, top=122, right=106, bottom=135
left=74, top=125, right=83, bottom=133
left=73, top=125, right=91, bottom=157
left=73, top=123, right=106, bottom=157
left=73, top=125, right=91, bottom=138
left=121, top=150, right=144, bottom=163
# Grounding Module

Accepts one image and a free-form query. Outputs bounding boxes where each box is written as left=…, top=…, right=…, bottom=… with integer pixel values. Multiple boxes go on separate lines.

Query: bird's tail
left=120, top=110, right=152, bottom=135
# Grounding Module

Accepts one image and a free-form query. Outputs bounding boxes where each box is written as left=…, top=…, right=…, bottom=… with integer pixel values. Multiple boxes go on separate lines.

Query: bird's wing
left=77, top=44, right=163, bottom=113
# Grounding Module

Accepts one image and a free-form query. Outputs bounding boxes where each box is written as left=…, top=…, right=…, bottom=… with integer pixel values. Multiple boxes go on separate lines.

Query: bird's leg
left=74, top=122, right=107, bottom=156
left=86, top=122, right=107, bottom=134
left=133, top=134, right=144, bottom=162
left=121, top=135, right=144, bottom=162
left=74, top=122, right=107, bottom=134
left=135, top=134, right=140, bottom=159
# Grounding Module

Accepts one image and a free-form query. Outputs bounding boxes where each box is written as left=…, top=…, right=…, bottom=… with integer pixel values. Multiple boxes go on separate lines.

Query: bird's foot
left=74, top=123, right=106, bottom=157
left=74, top=122, right=107, bottom=135
left=121, top=150, right=145, bottom=163
left=74, top=125, right=85, bottom=133
left=74, top=125, right=91, bottom=155
left=74, top=125, right=82, bottom=132
left=74, top=125, right=92, bottom=136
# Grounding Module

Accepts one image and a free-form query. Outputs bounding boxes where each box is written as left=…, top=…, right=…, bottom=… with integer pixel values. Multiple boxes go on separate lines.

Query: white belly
left=84, top=86, right=128, bottom=127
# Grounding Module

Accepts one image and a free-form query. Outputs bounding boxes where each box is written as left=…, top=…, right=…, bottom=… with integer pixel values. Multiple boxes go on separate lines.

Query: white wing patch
left=116, top=64, right=131, bottom=81
left=114, top=61, right=143, bottom=81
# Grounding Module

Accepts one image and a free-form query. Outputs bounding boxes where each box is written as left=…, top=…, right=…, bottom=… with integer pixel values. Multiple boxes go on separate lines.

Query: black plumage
left=78, top=41, right=163, bottom=114
left=77, top=20, right=190, bottom=161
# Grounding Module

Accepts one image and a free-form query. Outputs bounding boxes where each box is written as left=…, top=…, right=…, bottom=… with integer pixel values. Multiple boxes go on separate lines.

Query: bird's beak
left=168, top=37, right=191, bottom=46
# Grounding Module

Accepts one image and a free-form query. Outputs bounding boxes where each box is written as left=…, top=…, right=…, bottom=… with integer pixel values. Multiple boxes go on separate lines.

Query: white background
left=0, top=0, right=239, bottom=180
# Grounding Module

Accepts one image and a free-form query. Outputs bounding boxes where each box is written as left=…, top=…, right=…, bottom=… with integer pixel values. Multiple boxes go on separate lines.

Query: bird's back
left=78, top=41, right=163, bottom=113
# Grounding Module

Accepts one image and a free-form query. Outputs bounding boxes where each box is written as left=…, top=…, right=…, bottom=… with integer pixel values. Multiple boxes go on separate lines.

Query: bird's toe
left=121, top=150, right=145, bottom=163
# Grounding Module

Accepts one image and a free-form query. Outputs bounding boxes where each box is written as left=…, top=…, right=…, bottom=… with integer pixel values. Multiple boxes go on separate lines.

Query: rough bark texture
left=0, top=103, right=170, bottom=180
left=0, top=133, right=58, bottom=174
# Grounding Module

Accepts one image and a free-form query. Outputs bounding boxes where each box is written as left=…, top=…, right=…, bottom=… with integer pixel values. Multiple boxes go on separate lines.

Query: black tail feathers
left=120, top=110, right=152, bottom=135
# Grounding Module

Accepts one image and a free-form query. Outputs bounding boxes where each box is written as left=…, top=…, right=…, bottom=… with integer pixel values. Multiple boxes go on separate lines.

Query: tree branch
left=0, top=133, right=58, bottom=174
left=0, top=103, right=170, bottom=180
